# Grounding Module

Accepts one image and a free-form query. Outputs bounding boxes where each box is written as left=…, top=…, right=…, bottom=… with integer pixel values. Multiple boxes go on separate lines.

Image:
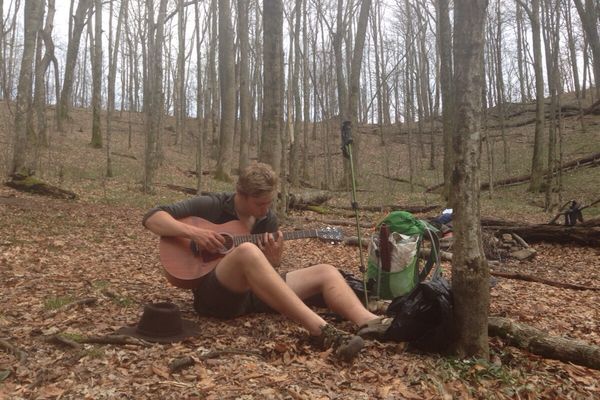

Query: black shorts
left=192, top=268, right=277, bottom=319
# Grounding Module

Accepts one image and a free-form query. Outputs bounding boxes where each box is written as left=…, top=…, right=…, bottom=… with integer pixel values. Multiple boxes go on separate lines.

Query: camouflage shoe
left=312, top=324, right=364, bottom=361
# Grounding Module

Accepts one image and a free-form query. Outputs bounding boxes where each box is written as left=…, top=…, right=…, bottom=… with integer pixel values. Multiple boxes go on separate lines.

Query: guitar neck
left=232, top=230, right=319, bottom=246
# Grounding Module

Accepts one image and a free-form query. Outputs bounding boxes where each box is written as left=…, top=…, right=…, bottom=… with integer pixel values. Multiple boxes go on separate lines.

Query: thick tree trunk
left=260, top=0, right=284, bottom=173
left=237, top=0, right=250, bottom=173
left=215, top=0, right=235, bottom=182
left=526, top=0, right=546, bottom=192
left=438, top=0, right=454, bottom=203
left=11, top=0, right=44, bottom=176
left=90, top=0, right=103, bottom=148
left=450, top=0, right=489, bottom=359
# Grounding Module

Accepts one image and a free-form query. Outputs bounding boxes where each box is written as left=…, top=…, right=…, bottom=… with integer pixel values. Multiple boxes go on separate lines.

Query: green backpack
left=366, top=211, right=440, bottom=299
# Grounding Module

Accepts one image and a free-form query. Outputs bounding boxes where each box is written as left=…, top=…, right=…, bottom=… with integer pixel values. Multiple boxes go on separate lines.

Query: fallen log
left=426, top=152, right=600, bottom=192
left=5, top=173, right=77, bottom=200
left=333, top=204, right=439, bottom=214
left=584, top=98, right=600, bottom=115
left=488, top=317, right=600, bottom=370
left=111, top=152, right=137, bottom=160
left=484, top=223, right=600, bottom=247
left=287, top=191, right=331, bottom=210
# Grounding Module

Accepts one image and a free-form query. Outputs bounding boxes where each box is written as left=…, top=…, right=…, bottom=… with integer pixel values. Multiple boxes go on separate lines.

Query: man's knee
left=231, top=242, right=268, bottom=268
left=314, top=263, right=343, bottom=281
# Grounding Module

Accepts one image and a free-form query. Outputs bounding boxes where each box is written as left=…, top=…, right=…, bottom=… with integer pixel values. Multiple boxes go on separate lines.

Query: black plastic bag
left=384, top=275, right=453, bottom=353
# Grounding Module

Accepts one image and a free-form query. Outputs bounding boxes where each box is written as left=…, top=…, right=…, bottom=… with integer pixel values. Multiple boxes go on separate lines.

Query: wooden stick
left=79, top=335, right=149, bottom=346
left=490, top=270, right=600, bottom=291
left=45, top=334, right=83, bottom=349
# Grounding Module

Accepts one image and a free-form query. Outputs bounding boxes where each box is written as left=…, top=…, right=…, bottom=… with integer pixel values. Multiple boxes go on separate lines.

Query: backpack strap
left=418, top=226, right=441, bottom=281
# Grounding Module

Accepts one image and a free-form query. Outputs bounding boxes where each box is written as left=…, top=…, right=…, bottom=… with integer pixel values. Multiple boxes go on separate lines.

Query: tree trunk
left=524, top=0, right=546, bottom=192
left=215, top=0, right=236, bottom=182
left=90, top=0, right=103, bottom=148
left=106, top=0, right=127, bottom=178
left=58, top=0, right=91, bottom=124
left=11, top=0, right=44, bottom=176
left=572, top=0, right=600, bottom=99
left=143, top=0, right=168, bottom=193
left=260, top=0, right=284, bottom=174
left=237, top=0, right=251, bottom=172
left=451, top=0, right=490, bottom=359
left=438, top=0, right=454, bottom=204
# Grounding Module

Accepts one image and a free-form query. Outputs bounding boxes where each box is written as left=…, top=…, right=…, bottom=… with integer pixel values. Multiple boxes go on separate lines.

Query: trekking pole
left=341, top=121, right=369, bottom=305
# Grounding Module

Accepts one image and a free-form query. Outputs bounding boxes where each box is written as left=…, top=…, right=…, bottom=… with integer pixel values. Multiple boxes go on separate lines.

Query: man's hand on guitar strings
left=189, top=227, right=226, bottom=254
left=258, top=231, right=284, bottom=267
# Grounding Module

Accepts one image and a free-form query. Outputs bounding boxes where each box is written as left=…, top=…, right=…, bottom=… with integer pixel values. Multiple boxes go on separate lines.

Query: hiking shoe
left=312, top=324, right=364, bottom=361
left=357, top=316, right=393, bottom=340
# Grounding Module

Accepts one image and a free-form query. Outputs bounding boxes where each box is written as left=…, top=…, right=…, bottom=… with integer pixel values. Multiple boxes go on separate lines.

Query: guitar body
left=159, top=217, right=250, bottom=289
left=159, top=218, right=342, bottom=289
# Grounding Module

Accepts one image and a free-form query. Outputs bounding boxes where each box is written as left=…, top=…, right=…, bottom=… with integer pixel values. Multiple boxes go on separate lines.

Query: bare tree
left=451, top=0, right=490, bottom=359
left=260, top=0, right=284, bottom=173
left=215, top=0, right=236, bottom=182
left=238, top=0, right=251, bottom=172
left=59, top=0, right=92, bottom=124
left=517, top=0, right=546, bottom=192
left=572, top=0, right=600, bottom=98
left=143, top=0, right=168, bottom=193
left=438, top=0, right=455, bottom=202
left=33, top=0, right=59, bottom=148
left=11, top=0, right=44, bottom=175
left=106, top=0, right=128, bottom=177
left=90, top=0, right=103, bottom=148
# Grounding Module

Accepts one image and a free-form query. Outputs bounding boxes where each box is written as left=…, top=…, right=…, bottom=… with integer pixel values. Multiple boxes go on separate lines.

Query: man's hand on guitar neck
left=257, top=231, right=283, bottom=268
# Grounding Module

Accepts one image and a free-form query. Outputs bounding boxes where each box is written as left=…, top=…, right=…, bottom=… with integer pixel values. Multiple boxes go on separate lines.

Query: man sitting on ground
left=143, top=162, right=386, bottom=361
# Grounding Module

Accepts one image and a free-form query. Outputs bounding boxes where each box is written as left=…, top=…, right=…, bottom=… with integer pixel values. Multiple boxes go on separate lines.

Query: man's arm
left=144, top=210, right=225, bottom=253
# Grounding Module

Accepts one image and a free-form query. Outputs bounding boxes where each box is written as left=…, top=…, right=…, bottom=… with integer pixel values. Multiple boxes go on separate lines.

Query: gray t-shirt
left=142, top=192, right=278, bottom=234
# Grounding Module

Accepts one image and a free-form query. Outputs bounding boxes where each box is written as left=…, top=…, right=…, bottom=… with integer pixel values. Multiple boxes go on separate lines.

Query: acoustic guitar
left=159, top=216, right=343, bottom=289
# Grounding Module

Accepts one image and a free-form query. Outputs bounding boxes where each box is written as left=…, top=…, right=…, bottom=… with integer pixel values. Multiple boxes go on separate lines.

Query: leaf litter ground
left=0, top=187, right=599, bottom=399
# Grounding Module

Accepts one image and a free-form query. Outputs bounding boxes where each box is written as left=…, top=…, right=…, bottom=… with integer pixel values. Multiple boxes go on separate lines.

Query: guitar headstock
left=316, top=226, right=344, bottom=242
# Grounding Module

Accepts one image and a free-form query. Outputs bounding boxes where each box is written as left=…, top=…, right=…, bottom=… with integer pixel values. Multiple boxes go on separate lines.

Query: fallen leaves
left=1, top=188, right=599, bottom=399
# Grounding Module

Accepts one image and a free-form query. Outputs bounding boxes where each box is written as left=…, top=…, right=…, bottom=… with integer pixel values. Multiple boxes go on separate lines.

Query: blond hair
left=236, top=162, right=278, bottom=197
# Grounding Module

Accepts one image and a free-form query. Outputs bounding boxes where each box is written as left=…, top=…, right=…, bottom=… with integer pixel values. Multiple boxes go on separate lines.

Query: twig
left=45, top=334, right=83, bottom=349
left=0, top=338, right=28, bottom=363
left=78, top=335, right=149, bottom=346
left=198, top=348, right=264, bottom=361
left=52, top=297, right=98, bottom=315
left=490, top=270, right=600, bottom=291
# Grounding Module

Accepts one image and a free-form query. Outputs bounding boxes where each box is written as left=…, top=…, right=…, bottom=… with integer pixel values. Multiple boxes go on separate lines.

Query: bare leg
left=214, top=243, right=326, bottom=335
left=285, top=264, right=378, bottom=327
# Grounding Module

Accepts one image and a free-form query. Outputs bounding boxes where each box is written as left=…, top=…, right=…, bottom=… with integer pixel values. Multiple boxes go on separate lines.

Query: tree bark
left=238, top=0, right=250, bottom=173
left=58, top=0, right=91, bottom=123
left=11, top=0, right=44, bottom=176
left=260, top=0, right=284, bottom=174
left=451, top=0, right=490, bottom=359
left=215, top=0, right=236, bottom=182
left=90, top=0, right=103, bottom=148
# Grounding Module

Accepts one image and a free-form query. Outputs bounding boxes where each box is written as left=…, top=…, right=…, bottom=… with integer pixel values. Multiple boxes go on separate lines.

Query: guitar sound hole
left=219, top=233, right=234, bottom=254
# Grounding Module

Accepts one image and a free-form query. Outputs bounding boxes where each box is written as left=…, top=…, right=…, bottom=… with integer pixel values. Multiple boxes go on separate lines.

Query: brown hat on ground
left=117, top=302, right=200, bottom=343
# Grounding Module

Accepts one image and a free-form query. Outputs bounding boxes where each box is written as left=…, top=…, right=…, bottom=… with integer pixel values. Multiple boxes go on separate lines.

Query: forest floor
left=1, top=96, right=600, bottom=399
